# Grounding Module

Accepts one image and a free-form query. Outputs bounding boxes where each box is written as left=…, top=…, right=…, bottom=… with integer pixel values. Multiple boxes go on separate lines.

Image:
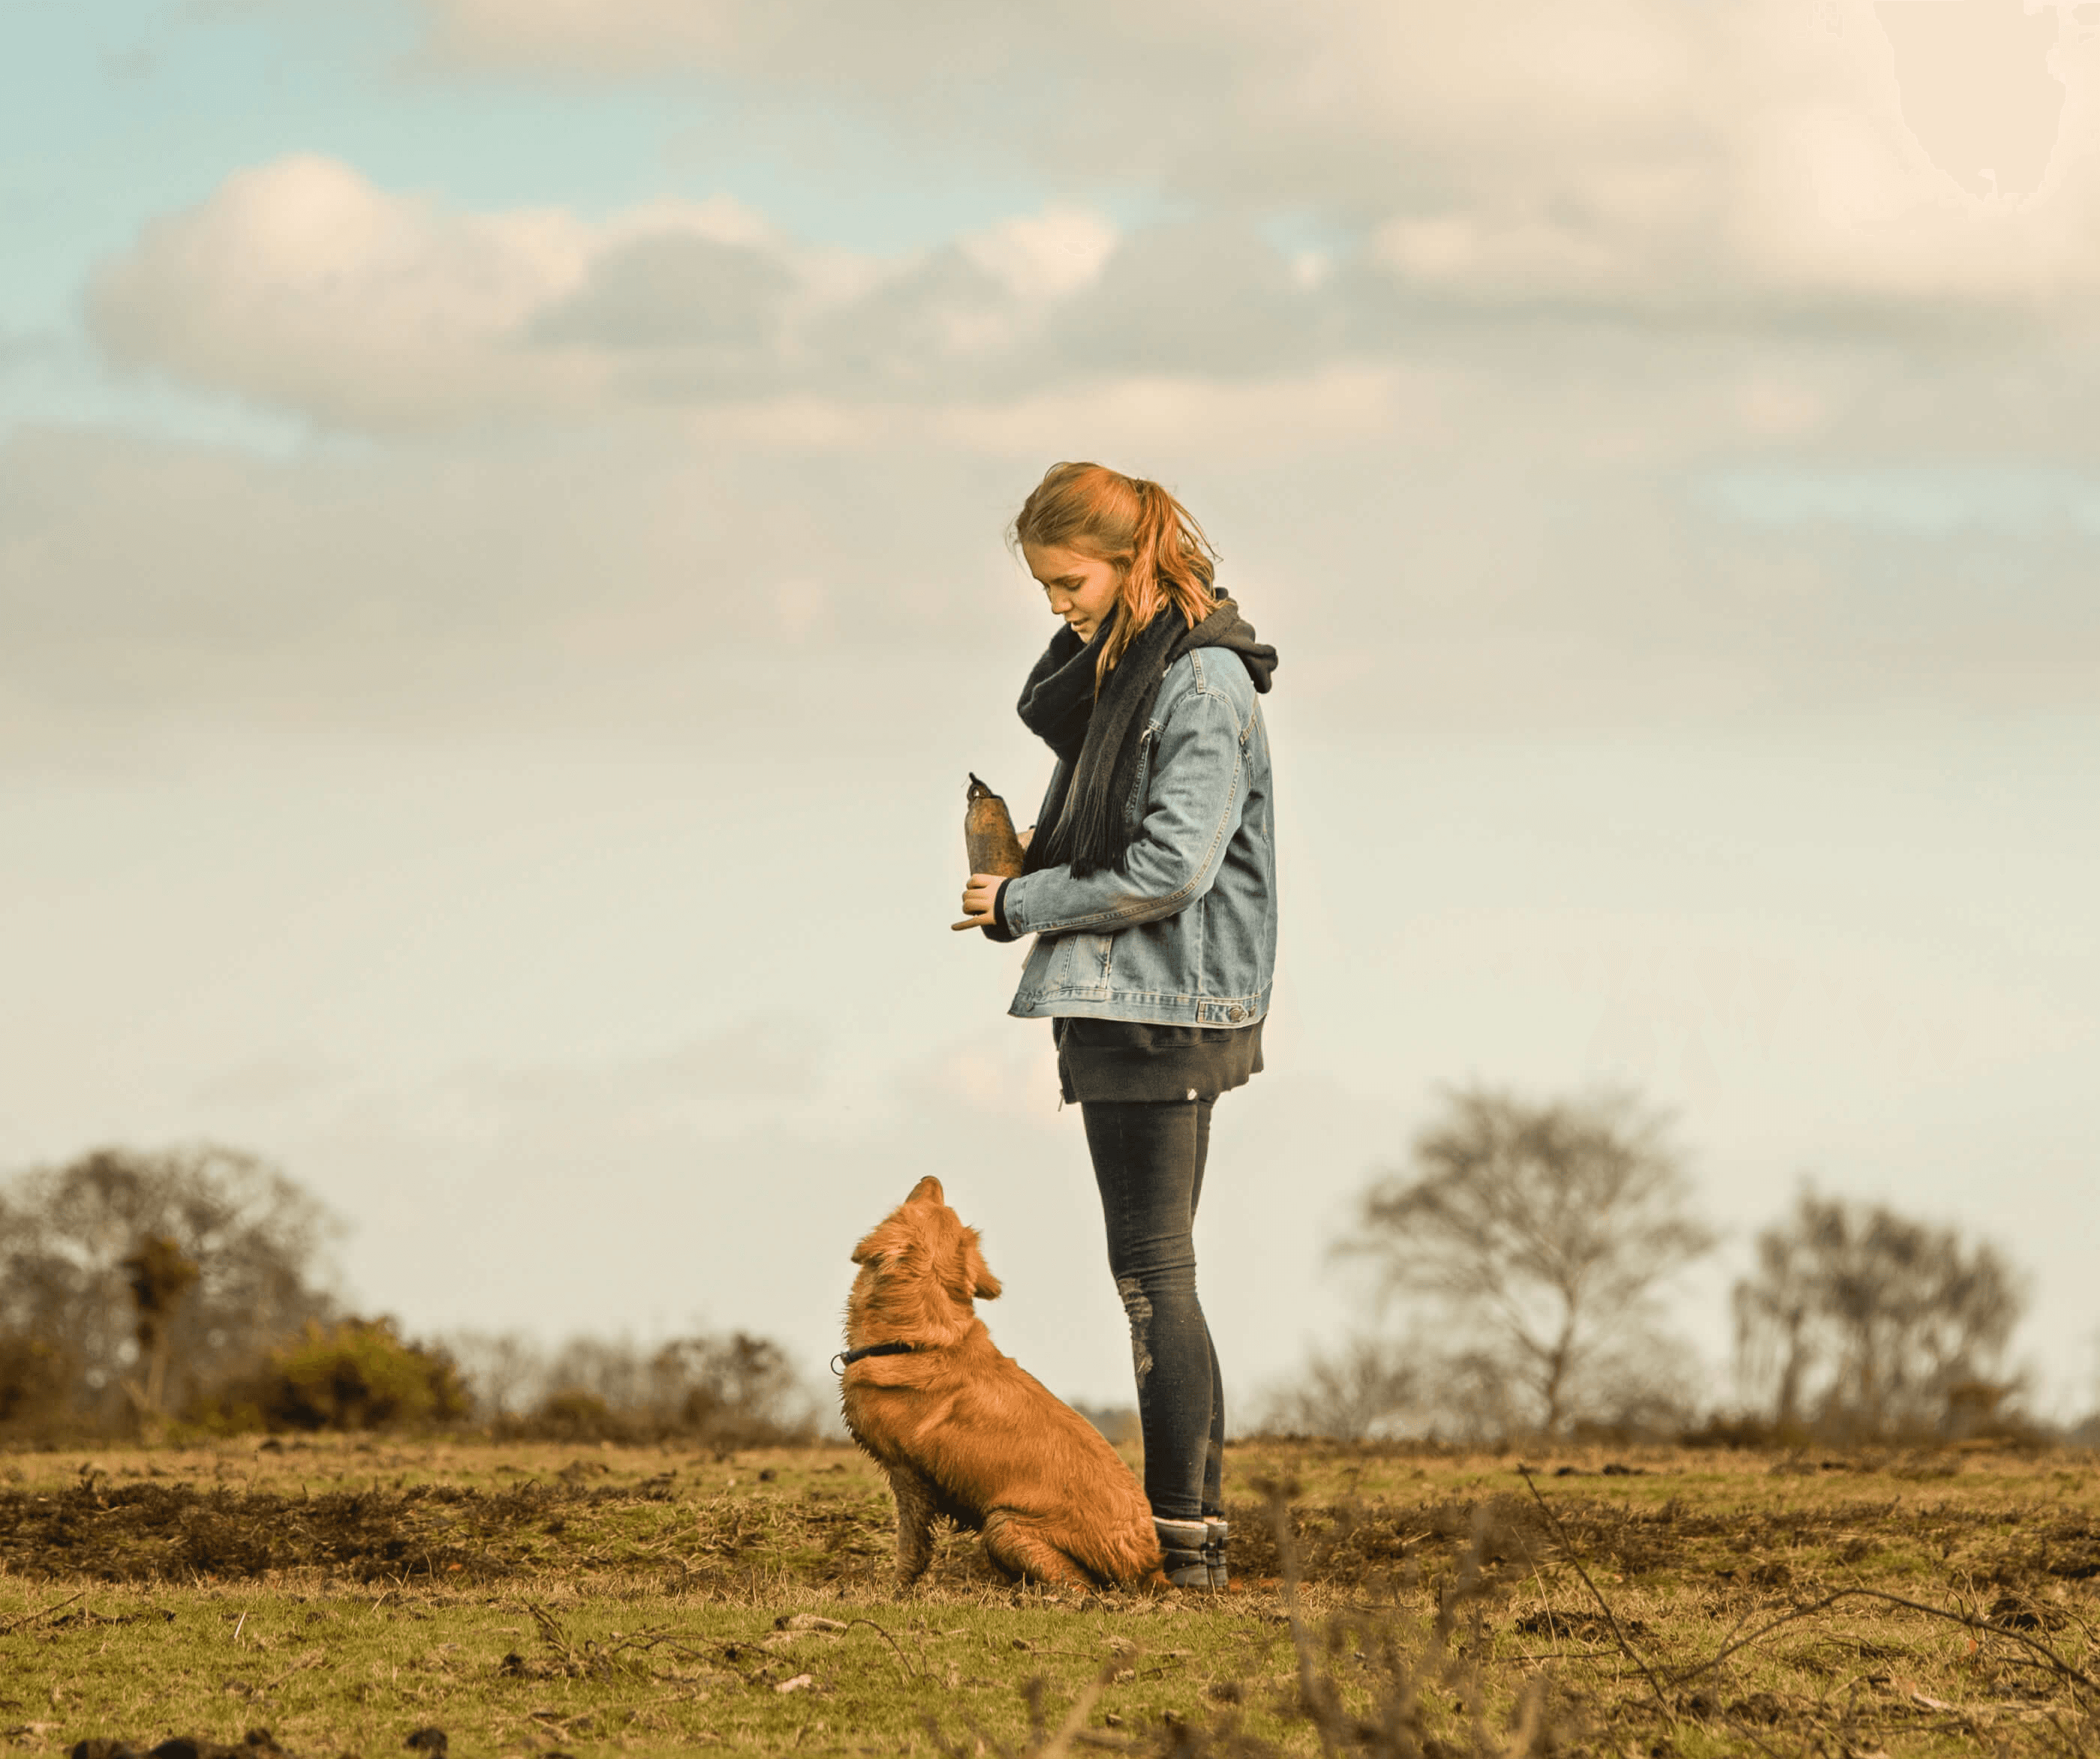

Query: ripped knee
left=1115, top=1275, right=1154, bottom=1390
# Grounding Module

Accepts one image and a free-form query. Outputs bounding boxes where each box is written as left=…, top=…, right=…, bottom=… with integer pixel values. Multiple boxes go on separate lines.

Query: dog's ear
left=961, top=1227, right=1001, bottom=1301
left=855, top=1209, right=919, bottom=1266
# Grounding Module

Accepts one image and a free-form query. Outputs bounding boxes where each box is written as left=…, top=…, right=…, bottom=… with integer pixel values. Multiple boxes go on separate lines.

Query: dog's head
left=846, top=1176, right=1002, bottom=1345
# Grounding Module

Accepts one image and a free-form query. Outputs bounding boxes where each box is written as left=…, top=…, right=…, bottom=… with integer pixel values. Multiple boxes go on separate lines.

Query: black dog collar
left=832, top=1341, right=918, bottom=1374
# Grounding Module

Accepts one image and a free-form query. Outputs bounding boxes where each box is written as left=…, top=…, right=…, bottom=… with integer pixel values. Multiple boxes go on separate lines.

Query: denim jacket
left=992, top=646, right=1275, bottom=1026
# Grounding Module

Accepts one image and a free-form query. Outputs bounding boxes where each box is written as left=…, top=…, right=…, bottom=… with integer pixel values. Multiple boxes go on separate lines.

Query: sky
left=3, top=0, right=2097, bottom=1425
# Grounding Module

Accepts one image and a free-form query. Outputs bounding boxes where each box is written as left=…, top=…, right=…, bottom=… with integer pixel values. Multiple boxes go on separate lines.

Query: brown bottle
left=964, top=773, right=1026, bottom=878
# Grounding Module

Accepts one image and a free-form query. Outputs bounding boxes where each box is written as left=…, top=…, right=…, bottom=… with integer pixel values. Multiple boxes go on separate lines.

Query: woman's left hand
left=952, top=874, right=1003, bottom=932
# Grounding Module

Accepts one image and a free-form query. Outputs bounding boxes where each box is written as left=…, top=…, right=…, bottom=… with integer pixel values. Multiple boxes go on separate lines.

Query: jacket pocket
left=1036, top=929, right=1114, bottom=998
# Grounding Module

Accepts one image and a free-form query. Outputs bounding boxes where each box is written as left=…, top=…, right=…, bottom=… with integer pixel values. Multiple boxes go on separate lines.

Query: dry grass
left=2, top=1435, right=2096, bottom=1755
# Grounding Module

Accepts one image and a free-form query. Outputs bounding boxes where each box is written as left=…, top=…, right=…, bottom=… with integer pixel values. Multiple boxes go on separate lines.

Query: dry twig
left=1264, top=1485, right=1342, bottom=1759
left=1666, top=1586, right=2100, bottom=1697
left=841, top=1616, right=917, bottom=1683
left=0, top=1589, right=87, bottom=1637
left=1515, top=1466, right=1675, bottom=1730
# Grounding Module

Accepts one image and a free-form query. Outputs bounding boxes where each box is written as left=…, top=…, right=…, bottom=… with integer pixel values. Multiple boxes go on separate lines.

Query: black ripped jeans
left=1082, top=1098, right=1223, bottom=1523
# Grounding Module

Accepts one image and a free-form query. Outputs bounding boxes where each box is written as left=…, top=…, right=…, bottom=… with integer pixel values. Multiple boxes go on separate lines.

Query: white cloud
left=958, top=207, right=1118, bottom=303
left=91, top=155, right=603, bottom=428
left=402, top=0, right=2100, bottom=321
left=931, top=366, right=1420, bottom=461
left=11, top=320, right=2100, bottom=776
left=88, top=156, right=1136, bottom=428
left=84, top=0, right=2100, bottom=439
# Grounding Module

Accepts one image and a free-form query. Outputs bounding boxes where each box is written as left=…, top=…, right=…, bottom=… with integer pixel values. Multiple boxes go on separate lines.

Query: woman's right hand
left=952, top=873, right=1003, bottom=932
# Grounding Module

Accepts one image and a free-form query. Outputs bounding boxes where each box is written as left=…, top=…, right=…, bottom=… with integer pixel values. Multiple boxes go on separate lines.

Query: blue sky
left=2, top=1, right=1067, bottom=328
left=3, top=0, right=2098, bottom=1428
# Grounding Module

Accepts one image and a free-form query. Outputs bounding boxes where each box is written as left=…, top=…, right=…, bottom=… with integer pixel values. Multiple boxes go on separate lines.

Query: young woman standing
left=955, top=462, right=1278, bottom=1590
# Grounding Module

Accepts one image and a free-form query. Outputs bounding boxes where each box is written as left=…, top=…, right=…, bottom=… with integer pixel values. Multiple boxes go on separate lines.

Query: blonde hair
left=1010, top=462, right=1218, bottom=680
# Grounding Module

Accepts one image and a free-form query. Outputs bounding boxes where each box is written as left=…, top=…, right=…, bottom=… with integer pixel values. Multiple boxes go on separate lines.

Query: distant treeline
left=0, top=1146, right=817, bottom=1447
left=1256, top=1086, right=2067, bottom=1448
left=0, top=1116, right=2086, bottom=1450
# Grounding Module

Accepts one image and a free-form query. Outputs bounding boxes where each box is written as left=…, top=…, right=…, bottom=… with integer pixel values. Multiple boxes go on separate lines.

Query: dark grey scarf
left=1016, top=598, right=1277, bottom=880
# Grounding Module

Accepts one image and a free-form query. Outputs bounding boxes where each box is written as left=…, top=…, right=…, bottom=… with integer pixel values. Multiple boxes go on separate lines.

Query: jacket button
left=1228, top=1005, right=1246, bottom=1023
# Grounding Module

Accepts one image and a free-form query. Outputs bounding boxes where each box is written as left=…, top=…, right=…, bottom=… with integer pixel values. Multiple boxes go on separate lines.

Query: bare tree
left=119, top=1234, right=200, bottom=1423
left=652, top=1332, right=809, bottom=1444
left=543, top=1333, right=657, bottom=1413
left=1734, top=1185, right=2025, bottom=1438
left=0, top=1145, right=339, bottom=1423
left=1732, top=1216, right=1817, bottom=1430
left=441, top=1330, right=548, bottom=1418
left=1338, top=1086, right=1714, bottom=1437
left=1255, top=1331, right=1548, bottom=1444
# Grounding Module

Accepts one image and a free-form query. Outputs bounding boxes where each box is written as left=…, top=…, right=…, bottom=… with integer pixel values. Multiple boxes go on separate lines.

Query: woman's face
left=1023, top=541, right=1123, bottom=645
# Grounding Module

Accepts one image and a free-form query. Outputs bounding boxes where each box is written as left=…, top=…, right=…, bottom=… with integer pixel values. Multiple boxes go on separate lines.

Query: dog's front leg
left=886, top=1464, right=939, bottom=1588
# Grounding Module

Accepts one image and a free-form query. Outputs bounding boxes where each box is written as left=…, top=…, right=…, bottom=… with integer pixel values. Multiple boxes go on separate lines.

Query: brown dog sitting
left=840, top=1176, right=1164, bottom=1590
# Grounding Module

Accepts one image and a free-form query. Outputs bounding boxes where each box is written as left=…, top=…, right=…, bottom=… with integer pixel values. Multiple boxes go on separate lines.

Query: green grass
left=5, top=1437, right=2099, bottom=1755
left=0, top=1577, right=1295, bottom=1755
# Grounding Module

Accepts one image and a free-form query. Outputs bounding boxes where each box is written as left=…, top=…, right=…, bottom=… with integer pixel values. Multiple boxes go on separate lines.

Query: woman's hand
left=952, top=874, right=1003, bottom=932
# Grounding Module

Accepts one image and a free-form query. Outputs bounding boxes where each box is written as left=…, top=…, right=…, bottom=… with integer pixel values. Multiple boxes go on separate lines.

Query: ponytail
left=1009, top=462, right=1218, bottom=685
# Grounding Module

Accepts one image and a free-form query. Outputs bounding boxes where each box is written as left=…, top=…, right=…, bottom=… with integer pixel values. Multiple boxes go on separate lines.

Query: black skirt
left=1053, top=1016, right=1265, bottom=1104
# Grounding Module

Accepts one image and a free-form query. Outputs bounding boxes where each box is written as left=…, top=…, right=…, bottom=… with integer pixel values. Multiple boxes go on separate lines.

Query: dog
left=839, top=1176, right=1164, bottom=1590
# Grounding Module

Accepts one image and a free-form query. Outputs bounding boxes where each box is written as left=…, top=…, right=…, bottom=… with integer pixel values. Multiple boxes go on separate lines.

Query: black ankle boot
left=1204, top=1517, right=1229, bottom=1590
left=1154, top=1517, right=1210, bottom=1589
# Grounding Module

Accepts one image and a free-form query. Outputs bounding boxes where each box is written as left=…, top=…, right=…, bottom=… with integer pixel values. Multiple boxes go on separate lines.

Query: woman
left=955, top=461, right=1278, bottom=1590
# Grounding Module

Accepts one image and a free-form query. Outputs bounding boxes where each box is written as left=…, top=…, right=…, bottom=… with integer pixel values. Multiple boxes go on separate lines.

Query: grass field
left=4, top=1435, right=2098, bottom=1757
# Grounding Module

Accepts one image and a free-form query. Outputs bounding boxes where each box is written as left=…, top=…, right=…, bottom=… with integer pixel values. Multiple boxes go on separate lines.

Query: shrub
left=194, top=1317, right=469, bottom=1433
left=0, top=1331, right=73, bottom=1429
left=471, top=1327, right=819, bottom=1449
left=523, top=1388, right=630, bottom=1443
